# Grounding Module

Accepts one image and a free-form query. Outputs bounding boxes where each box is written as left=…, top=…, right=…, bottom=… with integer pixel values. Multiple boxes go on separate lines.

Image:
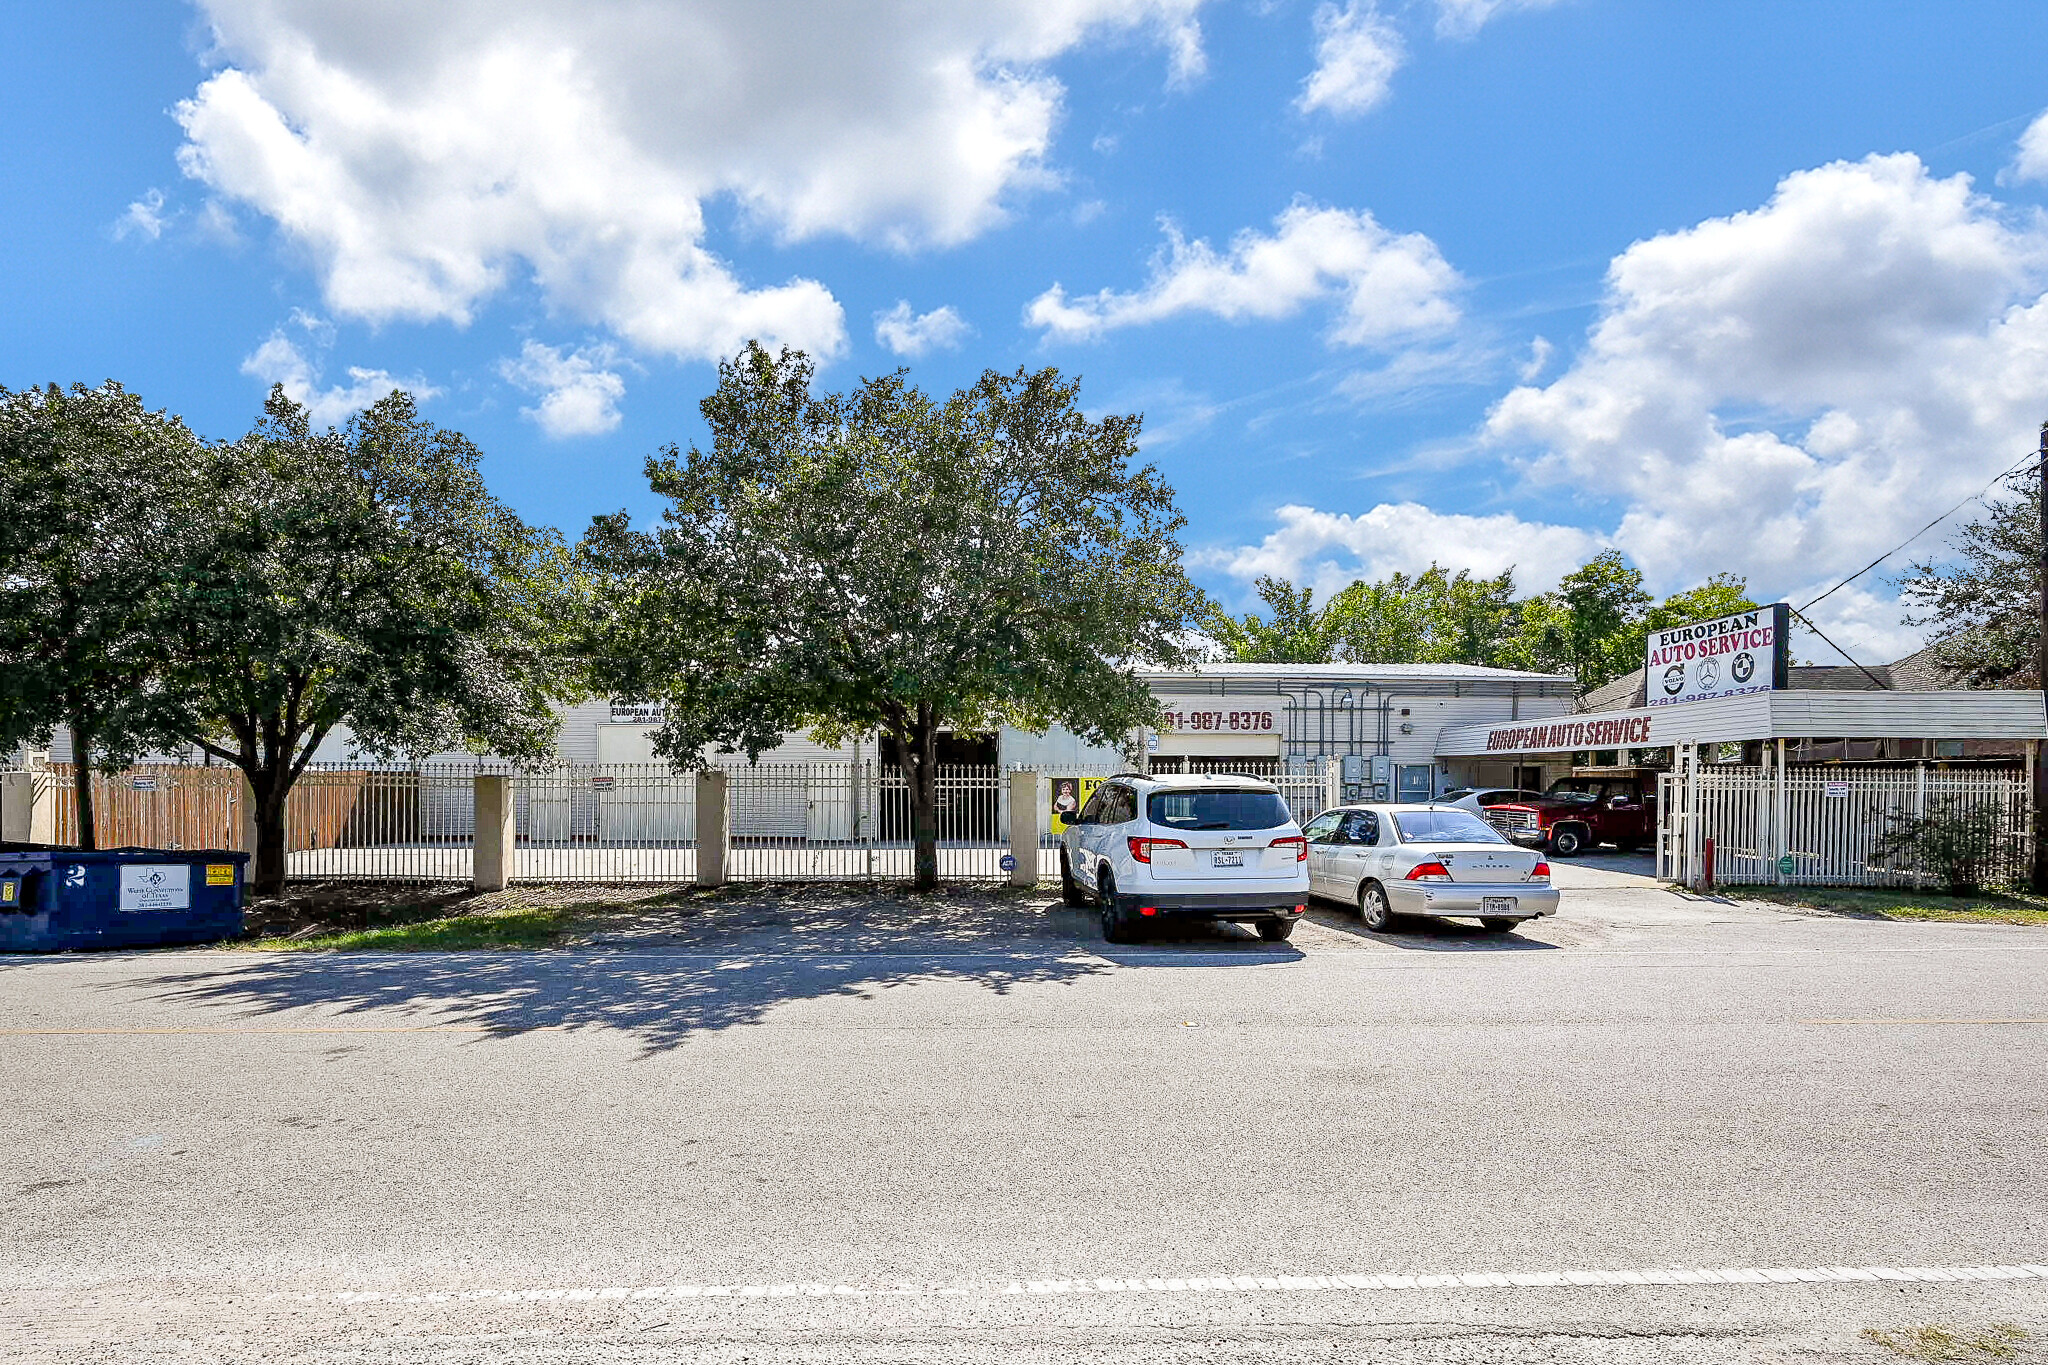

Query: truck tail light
left=1128, top=837, right=1188, bottom=863
left=1405, top=861, right=1452, bottom=882
left=1530, top=862, right=1551, bottom=881
left=1268, top=835, right=1308, bottom=861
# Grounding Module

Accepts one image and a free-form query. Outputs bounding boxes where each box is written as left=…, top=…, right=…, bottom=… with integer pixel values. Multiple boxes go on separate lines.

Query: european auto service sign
left=1645, top=603, right=1790, bottom=708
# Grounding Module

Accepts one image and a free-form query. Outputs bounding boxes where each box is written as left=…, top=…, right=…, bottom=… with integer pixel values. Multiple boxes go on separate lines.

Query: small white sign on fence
left=1823, top=782, right=1850, bottom=798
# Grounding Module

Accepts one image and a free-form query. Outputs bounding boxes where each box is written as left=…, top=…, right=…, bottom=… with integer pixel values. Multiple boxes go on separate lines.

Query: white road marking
left=315, top=1262, right=2048, bottom=1306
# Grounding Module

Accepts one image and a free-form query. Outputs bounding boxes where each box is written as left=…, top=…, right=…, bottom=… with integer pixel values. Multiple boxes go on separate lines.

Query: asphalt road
left=6, top=859, right=2047, bottom=1362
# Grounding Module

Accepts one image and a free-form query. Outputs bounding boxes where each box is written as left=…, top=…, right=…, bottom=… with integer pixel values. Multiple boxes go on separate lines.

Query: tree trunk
left=70, top=721, right=97, bottom=851
left=251, top=773, right=289, bottom=896
left=909, top=710, right=939, bottom=892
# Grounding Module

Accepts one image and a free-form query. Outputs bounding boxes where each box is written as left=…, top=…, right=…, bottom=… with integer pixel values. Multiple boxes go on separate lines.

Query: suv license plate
left=1482, top=897, right=1515, bottom=915
left=1213, top=850, right=1243, bottom=868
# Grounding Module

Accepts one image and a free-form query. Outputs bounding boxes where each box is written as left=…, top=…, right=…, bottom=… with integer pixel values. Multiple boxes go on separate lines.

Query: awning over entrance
left=1433, top=688, right=2048, bottom=757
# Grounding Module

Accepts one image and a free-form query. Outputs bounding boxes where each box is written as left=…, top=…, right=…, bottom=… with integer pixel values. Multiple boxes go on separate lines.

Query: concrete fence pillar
left=473, top=774, right=516, bottom=893
left=2, top=770, right=55, bottom=844
left=695, top=770, right=730, bottom=887
left=238, top=773, right=259, bottom=856
left=1007, top=771, right=1039, bottom=888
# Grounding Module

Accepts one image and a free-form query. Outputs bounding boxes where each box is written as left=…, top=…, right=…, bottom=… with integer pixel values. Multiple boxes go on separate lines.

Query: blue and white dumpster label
left=119, top=864, right=191, bottom=911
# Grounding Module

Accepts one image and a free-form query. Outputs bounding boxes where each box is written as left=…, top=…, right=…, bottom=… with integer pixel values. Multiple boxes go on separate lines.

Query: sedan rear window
left=1392, top=810, right=1508, bottom=844
left=1147, top=790, right=1292, bottom=831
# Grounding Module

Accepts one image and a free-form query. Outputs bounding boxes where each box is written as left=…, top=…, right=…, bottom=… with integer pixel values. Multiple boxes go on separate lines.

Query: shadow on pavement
left=119, top=946, right=1111, bottom=1057
left=1303, top=902, right=1560, bottom=951
left=1047, top=907, right=1308, bottom=965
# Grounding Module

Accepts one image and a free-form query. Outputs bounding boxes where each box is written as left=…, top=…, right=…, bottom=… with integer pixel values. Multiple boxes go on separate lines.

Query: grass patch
left=241, top=906, right=575, bottom=951
left=1723, top=884, right=2048, bottom=927
left=1861, top=1323, right=2030, bottom=1362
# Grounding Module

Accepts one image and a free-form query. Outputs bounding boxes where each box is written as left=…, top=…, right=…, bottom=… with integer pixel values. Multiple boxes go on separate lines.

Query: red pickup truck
left=1482, top=775, right=1657, bottom=857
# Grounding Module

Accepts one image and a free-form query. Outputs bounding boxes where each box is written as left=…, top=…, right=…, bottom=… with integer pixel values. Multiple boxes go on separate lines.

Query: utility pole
left=2035, top=421, right=2048, bottom=892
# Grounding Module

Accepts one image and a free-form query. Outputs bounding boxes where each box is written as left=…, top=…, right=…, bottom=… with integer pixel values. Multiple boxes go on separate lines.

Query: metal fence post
left=473, top=774, right=515, bottom=892
left=696, top=769, right=729, bottom=887
left=1007, top=770, right=1038, bottom=888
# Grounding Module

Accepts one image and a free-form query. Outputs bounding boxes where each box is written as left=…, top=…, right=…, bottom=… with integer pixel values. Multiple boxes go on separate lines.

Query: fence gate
left=1659, top=763, right=2030, bottom=888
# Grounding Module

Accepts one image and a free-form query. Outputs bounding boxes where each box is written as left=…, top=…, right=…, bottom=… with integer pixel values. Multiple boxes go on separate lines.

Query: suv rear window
left=1147, top=790, right=1291, bottom=831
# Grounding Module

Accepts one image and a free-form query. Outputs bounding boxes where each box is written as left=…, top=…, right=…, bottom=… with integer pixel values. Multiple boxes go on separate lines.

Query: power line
left=1798, top=447, right=2037, bottom=613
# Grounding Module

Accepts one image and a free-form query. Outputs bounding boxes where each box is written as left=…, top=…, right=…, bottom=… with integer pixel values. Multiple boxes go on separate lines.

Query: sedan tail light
left=1268, top=834, right=1308, bottom=862
left=1128, top=837, right=1188, bottom=863
left=1404, top=861, right=1452, bottom=882
left=1530, top=862, right=1552, bottom=881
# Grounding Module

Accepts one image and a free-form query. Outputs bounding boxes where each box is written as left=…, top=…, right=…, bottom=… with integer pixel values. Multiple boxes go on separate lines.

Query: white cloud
left=1026, top=200, right=1461, bottom=345
left=499, top=340, right=627, bottom=438
left=1201, top=501, right=1605, bottom=601
left=1517, top=335, right=1554, bottom=383
left=1474, top=152, right=2048, bottom=655
left=1433, top=0, right=1563, bottom=39
left=115, top=189, right=168, bottom=241
left=873, top=302, right=972, bottom=358
left=1296, top=1, right=1403, bottom=119
left=173, top=1, right=1207, bottom=364
left=241, top=316, right=439, bottom=427
left=2012, top=109, right=2048, bottom=183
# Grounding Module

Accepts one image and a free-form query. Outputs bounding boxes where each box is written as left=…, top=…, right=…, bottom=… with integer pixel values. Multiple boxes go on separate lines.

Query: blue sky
left=8, top=0, right=2048, bottom=664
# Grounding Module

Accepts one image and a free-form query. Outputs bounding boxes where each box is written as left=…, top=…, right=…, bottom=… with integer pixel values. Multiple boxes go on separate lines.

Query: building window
left=1935, top=740, right=1965, bottom=759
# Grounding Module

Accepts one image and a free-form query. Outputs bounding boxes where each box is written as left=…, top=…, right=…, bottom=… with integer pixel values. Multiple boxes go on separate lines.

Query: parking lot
left=7, top=857, right=2047, bottom=1363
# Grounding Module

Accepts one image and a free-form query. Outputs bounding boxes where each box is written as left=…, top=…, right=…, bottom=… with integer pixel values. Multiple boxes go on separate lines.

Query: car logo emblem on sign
left=1662, top=664, right=1684, bottom=695
left=1732, top=651, right=1755, bottom=683
left=1697, top=657, right=1720, bottom=691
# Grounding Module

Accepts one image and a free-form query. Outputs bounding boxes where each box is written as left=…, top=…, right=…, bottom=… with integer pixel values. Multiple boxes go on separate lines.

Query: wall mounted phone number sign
left=1159, top=709, right=1280, bottom=734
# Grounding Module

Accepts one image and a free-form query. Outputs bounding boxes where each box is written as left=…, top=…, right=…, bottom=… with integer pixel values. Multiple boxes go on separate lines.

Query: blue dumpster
left=0, top=848, right=248, bottom=952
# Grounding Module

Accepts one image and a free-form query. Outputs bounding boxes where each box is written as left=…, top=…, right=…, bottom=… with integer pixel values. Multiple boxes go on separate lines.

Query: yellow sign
left=1, top=880, right=14, bottom=904
left=1048, top=777, right=1103, bottom=837
left=205, top=864, right=236, bottom=886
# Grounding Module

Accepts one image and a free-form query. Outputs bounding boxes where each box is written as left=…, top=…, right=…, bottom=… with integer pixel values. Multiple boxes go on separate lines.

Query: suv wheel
left=1256, top=918, right=1295, bottom=942
left=1098, top=873, right=1139, bottom=944
left=1058, top=848, right=1087, bottom=906
left=1551, top=826, right=1586, bottom=857
left=1479, top=917, right=1519, bottom=933
left=1360, top=881, right=1398, bottom=932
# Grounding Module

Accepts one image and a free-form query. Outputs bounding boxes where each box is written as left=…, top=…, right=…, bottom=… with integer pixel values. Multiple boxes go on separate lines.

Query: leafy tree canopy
left=0, top=382, right=205, bottom=846
left=581, top=344, right=1207, bottom=888
left=1899, top=465, right=2040, bottom=688
left=154, top=387, right=580, bottom=890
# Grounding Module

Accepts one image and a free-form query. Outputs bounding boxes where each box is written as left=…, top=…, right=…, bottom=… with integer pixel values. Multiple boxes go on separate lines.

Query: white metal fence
left=1658, top=766, right=2031, bottom=888
left=24, top=759, right=1344, bottom=888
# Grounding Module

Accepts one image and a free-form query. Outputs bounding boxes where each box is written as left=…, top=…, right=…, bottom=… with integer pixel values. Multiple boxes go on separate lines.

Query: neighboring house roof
left=1575, top=643, right=1973, bottom=714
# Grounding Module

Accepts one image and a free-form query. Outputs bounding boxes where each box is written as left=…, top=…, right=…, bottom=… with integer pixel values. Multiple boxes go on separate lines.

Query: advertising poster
left=1644, top=603, right=1790, bottom=708
left=1047, top=776, right=1103, bottom=836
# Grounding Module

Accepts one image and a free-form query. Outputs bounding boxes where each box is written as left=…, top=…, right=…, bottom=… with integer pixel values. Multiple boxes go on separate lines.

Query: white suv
left=1058, top=773, right=1311, bottom=944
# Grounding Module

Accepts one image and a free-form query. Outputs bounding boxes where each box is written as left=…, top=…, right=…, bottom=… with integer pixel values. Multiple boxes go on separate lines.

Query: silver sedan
left=1301, top=803, right=1560, bottom=934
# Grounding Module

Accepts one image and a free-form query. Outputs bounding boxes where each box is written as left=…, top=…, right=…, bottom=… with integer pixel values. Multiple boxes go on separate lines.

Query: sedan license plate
left=1482, top=896, right=1515, bottom=915
left=1213, top=850, right=1243, bottom=868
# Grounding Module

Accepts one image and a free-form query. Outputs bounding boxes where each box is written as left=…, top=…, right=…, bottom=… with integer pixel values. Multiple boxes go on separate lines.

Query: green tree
left=153, top=388, right=578, bottom=892
left=1203, top=576, right=1344, bottom=663
left=1511, top=550, right=1654, bottom=689
left=1327, top=565, right=1520, bottom=665
left=0, top=383, right=204, bottom=847
left=1206, top=565, right=1520, bottom=667
left=581, top=344, right=1206, bottom=891
left=1899, top=466, right=2039, bottom=687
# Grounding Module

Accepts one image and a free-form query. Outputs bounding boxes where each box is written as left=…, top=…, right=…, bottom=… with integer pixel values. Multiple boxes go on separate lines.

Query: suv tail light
left=1268, top=834, right=1308, bottom=862
left=1530, top=862, right=1551, bottom=881
left=1405, top=861, right=1452, bottom=882
left=1128, top=837, right=1188, bottom=863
